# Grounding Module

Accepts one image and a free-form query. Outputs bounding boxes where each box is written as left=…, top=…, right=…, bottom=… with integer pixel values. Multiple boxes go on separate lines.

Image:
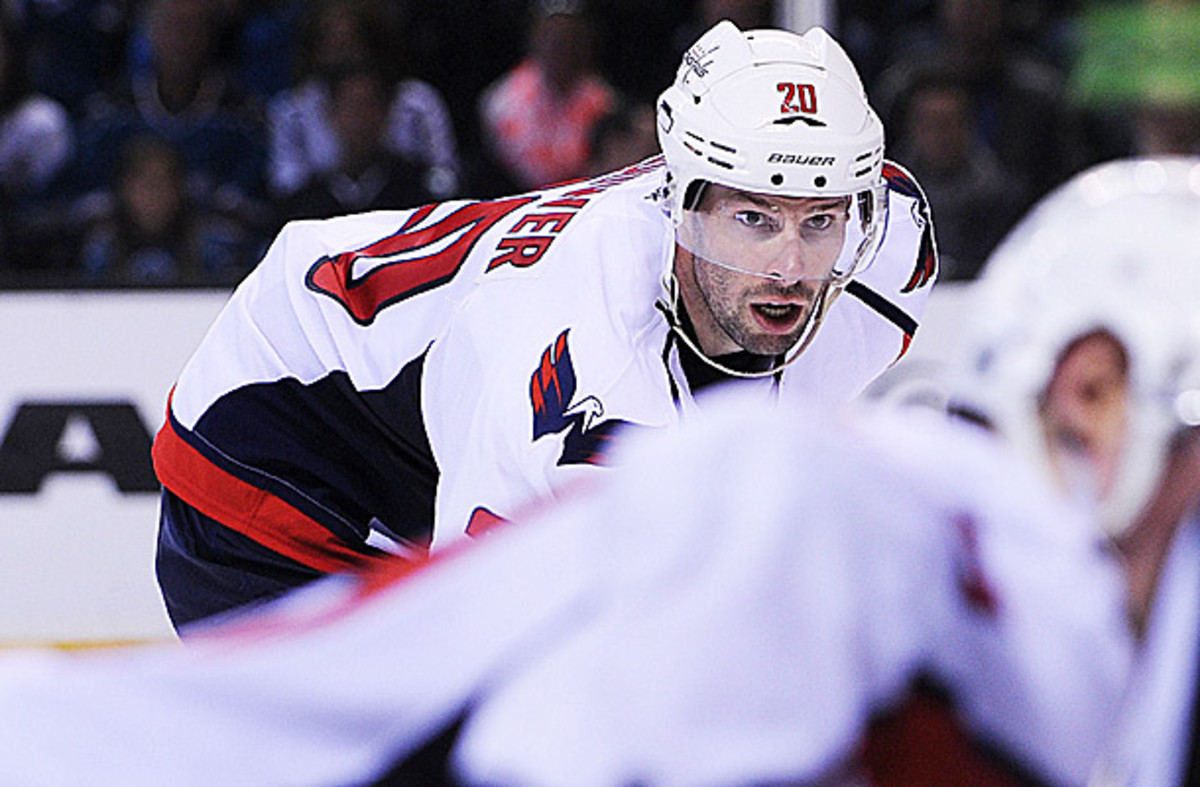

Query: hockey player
left=949, top=156, right=1200, bottom=787
left=152, top=20, right=938, bottom=629
left=0, top=157, right=1196, bottom=786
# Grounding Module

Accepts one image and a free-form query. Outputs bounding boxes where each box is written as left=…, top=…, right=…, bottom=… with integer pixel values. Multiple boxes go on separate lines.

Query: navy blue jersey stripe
left=845, top=279, right=918, bottom=337
left=156, top=489, right=325, bottom=629
left=168, top=352, right=438, bottom=550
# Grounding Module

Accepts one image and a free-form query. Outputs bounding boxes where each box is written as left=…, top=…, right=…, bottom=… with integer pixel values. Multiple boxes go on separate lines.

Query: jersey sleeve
left=154, top=208, right=487, bottom=570
left=928, top=463, right=1134, bottom=785
left=865, top=409, right=1136, bottom=785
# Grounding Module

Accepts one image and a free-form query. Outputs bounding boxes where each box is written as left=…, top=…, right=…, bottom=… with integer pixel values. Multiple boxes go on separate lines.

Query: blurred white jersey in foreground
left=0, top=390, right=1132, bottom=786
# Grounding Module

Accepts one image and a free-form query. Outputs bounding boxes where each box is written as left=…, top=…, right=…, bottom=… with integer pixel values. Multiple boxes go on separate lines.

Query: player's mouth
left=751, top=301, right=806, bottom=332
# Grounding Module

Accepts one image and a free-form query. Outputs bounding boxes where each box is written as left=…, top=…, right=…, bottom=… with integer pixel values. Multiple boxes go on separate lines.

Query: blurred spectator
left=671, top=0, right=775, bottom=63
left=218, top=0, right=305, bottom=106
left=6, top=0, right=130, bottom=116
left=889, top=66, right=1027, bottom=281
left=1006, top=0, right=1083, bottom=69
left=0, top=15, right=75, bottom=270
left=1069, top=0, right=1200, bottom=162
left=585, top=99, right=659, bottom=177
left=70, top=0, right=269, bottom=214
left=1133, top=104, right=1200, bottom=156
left=837, top=0, right=933, bottom=90
left=279, top=63, right=434, bottom=224
left=266, top=0, right=461, bottom=202
left=79, top=135, right=255, bottom=286
left=872, top=0, right=1078, bottom=204
left=123, top=0, right=302, bottom=106
left=583, top=0, right=714, bottom=109
left=478, top=0, right=617, bottom=190
left=0, top=16, right=74, bottom=200
left=841, top=1, right=1080, bottom=89
left=386, top=0, right=529, bottom=195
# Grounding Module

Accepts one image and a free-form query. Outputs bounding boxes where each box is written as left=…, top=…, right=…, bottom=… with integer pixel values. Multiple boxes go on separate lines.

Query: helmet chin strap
left=656, top=266, right=842, bottom=380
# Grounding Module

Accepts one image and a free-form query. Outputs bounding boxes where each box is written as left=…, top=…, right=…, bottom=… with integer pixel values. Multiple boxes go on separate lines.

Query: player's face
left=676, top=185, right=851, bottom=356
left=1039, top=328, right=1200, bottom=632
left=1039, top=330, right=1129, bottom=499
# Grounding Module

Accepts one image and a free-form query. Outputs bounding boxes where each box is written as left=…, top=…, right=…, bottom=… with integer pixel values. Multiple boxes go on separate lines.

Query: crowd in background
left=0, top=0, right=1194, bottom=287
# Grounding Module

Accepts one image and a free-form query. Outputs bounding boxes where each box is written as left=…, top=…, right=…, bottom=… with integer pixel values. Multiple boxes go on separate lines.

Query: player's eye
left=734, top=210, right=776, bottom=230
left=804, top=213, right=837, bottom=231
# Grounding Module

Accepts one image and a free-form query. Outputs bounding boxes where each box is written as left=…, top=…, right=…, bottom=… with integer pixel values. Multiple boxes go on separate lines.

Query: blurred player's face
left=1039, top=330, right=1129, bottom=500
left=676, top=184, right=850, bottom=356
left=1040, top=329, right=1200, bottom=631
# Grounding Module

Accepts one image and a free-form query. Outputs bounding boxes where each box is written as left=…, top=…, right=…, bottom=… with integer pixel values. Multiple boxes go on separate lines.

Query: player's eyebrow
left=803, top=196, right=853, bottom=211
left=733, top=192, right=850, bottom=212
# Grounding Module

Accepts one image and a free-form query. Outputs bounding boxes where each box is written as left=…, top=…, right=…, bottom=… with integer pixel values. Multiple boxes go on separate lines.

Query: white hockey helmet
left=656, top=20, right=888, bottom=282
left=953, top=157, right=1200, bottom=535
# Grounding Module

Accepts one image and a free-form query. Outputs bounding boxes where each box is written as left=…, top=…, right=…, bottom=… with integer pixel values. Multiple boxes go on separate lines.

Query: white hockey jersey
left=153, top=157, right=936, bottom=580
left=0, top=393, right=1132, bottom=786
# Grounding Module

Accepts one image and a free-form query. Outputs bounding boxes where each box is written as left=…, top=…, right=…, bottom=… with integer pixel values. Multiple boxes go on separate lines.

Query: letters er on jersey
left=151, top=20, right=939, bottom=630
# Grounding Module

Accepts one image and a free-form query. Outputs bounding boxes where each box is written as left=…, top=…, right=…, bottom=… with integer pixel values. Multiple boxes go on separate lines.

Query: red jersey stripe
left=153, top=412, right=392, bottom=575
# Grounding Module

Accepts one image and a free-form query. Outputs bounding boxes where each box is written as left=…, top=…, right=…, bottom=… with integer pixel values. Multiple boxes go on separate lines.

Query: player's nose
left=764, top=233, right=819, bottom=282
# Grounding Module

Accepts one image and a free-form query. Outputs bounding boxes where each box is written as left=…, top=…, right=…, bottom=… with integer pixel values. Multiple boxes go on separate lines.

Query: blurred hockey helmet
left=953, top=157, right=1200, bottom=535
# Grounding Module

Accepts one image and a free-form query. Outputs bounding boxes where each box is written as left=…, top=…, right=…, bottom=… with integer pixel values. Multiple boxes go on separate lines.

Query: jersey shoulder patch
left=530, top=329, right=634, bottom=465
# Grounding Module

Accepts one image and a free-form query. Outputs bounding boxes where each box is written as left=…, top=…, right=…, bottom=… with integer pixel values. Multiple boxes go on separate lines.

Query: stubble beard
left=696, top=259, right=821, bottom=356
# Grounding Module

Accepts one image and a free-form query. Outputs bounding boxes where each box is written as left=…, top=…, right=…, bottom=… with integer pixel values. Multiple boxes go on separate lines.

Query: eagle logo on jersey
left=530, top=329, right=631, bottom=465
left=306, top=196, right=537, bottom=324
